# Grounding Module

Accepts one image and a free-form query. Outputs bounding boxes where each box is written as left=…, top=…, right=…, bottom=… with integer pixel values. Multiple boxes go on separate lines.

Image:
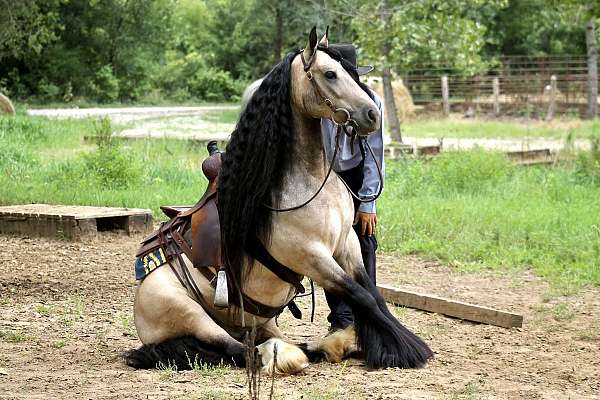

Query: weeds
left=35, top=304, right=52, bottom=316
left=446, top=381, right=485, bottom=400
left=61, top=295, right=86, bottom=327
left=0, top=330, right=28, bottom=343
left=187, top=354, right=230, bottom=377
left=118, top=313, right=137, bottom=338
left=157, top=360, right=178, bottom=379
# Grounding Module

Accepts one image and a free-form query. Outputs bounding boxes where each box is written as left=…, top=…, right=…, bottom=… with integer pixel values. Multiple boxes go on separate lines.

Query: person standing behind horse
left=320, top=43, right=384, bottom=334
left=239, top=42, right=385, bottom=335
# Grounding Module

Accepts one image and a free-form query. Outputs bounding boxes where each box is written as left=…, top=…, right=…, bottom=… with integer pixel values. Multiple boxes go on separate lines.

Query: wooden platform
left=385, top=144, right=441, bottom=159
left=0, top=204, right=152, bottom=240
left=506, top=149, right=555, bottom=166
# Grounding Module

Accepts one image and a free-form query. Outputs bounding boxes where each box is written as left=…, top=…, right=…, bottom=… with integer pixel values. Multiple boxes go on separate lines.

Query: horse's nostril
left=367, top=109, right=377, bottom=123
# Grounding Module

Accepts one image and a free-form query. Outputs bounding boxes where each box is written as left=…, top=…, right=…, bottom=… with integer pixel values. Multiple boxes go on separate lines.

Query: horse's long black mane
left=218, top=46, right=374, bottom=293
left=218, top=51, right=297, bottom=291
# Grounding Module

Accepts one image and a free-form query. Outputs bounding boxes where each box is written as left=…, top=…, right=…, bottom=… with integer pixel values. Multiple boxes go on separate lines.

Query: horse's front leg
left=296, top=234, right=434, bottom=369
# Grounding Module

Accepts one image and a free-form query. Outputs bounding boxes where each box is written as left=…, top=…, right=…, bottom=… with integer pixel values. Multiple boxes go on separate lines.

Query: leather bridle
left=300, top=50, right=355, bottom=127
left=265, top=49, right=384, bottom=212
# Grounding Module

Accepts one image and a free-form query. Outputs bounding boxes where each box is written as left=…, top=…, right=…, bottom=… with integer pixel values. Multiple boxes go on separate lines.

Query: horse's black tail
left=339, top=275, right=434, bottom=369
left=124, top=336, right=246, bottom=370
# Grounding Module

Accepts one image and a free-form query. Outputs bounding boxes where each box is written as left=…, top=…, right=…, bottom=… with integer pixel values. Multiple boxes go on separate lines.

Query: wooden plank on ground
left=377, top=283, right=523, bottom=329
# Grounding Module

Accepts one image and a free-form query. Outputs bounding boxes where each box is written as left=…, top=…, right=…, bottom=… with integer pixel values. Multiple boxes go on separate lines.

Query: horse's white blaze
left=308, top=326, right=357, bottom=363
left=257, top=338, right=309, bottom=375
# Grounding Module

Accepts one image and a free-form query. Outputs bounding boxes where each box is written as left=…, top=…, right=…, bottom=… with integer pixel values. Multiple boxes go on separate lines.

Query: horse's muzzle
left=353, top=106, right=381, bottom=136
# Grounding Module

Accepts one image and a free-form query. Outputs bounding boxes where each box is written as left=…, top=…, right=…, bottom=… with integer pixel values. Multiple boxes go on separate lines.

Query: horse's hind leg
left=129, top=267, right=307, bottom=374
left=128, top=267, right=246, bottom=369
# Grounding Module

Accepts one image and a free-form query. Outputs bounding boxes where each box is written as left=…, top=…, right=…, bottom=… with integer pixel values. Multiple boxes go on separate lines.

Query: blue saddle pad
left=135, top=247, right=167, bottom=281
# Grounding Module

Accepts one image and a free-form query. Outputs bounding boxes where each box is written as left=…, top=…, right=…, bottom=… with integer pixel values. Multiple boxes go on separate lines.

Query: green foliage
left=88, top=66, right=120, bottom=103
left=352, top=0, right=507, bottom=75
left=3, top=0, right=595, bottom=103
left=82, top=118, right=142, bottom=189
left=188, top=68, right=240, bottom=101
left=574, top=136, right=600, bottom=185
left=0, top=115, right=206, bottom=216
left=484, top=0, right=587, bottom=56
left=0, top=0, right=63, bottom=60
left=380, top=153, right=600, bottom=292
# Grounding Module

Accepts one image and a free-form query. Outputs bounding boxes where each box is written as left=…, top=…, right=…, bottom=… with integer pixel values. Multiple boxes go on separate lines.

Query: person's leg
left=325, top=164, right=377, bottom=330
left=355, top=226, right=377, bottom=284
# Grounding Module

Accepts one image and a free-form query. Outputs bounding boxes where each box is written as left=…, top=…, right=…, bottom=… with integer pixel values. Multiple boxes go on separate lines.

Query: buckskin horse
left=125, top=27, right=433, bottom=374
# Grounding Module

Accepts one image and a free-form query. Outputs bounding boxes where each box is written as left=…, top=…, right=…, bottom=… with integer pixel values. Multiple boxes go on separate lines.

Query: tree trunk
left=382, top=64, right=402, bottom=142
left=273, top=4, right=284, bottom=65
left=379, top=0, right=402, bottom=143
left=586, top=17, right=598, bottom=119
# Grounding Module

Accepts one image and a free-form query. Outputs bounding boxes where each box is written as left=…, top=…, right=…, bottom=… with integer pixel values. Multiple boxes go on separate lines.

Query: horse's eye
left=324, top=71, right=337, bottom=80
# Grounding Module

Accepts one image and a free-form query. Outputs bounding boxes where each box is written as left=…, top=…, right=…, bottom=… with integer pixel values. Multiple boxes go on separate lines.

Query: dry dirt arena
left=0, top=233, right=598, bottom=400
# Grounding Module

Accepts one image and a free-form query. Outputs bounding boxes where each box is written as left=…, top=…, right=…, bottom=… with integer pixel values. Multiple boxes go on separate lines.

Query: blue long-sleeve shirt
left=320, top=91, right=385, bottom=214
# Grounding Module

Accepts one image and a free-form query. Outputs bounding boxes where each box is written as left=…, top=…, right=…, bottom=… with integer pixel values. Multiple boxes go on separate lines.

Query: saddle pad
left=135, top=247, right=167, bottom=281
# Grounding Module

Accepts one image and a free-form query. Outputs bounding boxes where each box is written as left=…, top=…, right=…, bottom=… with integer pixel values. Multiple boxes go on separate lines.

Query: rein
left=265, top=50, right=384, bottom=213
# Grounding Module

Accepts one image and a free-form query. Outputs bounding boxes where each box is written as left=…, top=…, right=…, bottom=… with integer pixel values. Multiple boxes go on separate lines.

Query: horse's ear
left=319, top=26, right=329, bottom=48
left=303, top=26, right=318, bottom=61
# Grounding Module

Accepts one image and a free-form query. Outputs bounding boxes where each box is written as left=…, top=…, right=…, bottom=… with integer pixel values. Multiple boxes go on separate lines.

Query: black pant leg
left=324, top=164, right=378, bottom=330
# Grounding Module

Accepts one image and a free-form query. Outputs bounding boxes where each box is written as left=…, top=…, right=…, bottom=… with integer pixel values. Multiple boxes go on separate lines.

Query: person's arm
left=354, top=94, right=385, bottom=236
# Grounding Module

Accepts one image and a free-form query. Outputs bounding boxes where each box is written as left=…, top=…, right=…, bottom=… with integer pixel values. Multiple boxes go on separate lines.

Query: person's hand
left=353, top=211, right=377, bottom=236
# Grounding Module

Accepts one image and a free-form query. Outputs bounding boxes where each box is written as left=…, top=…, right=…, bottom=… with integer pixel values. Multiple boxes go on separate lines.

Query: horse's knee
left=257, top=338, right=308, bottom=375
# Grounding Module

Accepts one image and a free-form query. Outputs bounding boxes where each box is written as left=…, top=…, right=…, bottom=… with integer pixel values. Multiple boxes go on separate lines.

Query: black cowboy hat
left=328, top=43, right=374, bottom=76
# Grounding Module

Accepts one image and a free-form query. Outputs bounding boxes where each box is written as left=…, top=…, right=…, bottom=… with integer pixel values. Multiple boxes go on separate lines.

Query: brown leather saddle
left=135, top=141, right=305, bottom=319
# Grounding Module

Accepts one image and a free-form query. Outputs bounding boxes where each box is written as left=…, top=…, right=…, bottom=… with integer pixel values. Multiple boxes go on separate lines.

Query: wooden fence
left=404, top=55, right=597, bottom=117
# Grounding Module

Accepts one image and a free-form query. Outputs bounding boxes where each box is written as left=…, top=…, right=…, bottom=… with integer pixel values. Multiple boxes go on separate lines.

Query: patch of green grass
left=550, top=303, right=576, bottom=321
left=187, top=354, right=230, bottom=377
left=118, top=313, right=137, bottom=338
left=0, top=115, right=207, bottom=217
left=402, top=116, right=600, bottom=139
left=301, top=388, right=341, bottom=400
left=35, top=304, right=52, bottom=316
left=0, top=330, right=29, bottom=343
left=157, top=360, right=178, bottom=379
left=202, top=108, right=239, bottom=124
left=576, top=327, right=600, bottom=342
left=379, top=151, right=600, bottom=292
left=534, top=302, right=576, bottom=322
left=52, top=340, right=67, bottom=349
left=60, top=295, right=86, bottom=327
left=182, top=389, right=236, bottom=400
left=446, top=381, right=485, bottom=400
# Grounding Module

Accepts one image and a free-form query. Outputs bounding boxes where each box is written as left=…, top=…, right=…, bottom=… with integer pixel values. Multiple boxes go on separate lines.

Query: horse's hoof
left=307, top=325, right=357, bottom=363
left=256, top=338, right=309, bottom=375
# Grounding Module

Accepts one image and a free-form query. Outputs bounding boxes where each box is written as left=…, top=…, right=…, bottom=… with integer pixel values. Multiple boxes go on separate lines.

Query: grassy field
left=1, top=113, right=599, bottom=292
left=379, top=151, right=600, bottom=293
left=402, top=115, right=600, bottom=139
left=0, top=115, right=208, bottom=217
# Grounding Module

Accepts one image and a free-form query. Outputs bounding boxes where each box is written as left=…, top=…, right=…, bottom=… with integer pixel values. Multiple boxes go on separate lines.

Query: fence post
left=586, top=18, right=598, bottom=119
left=546, top=75, right=557, bottom=121
left=492, top=77, right=500, bottom=116
left=441, top=75, right=450, bottom=116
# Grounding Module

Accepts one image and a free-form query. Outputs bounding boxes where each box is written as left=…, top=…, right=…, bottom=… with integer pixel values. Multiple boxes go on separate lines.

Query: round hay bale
left=0, top=93, right=16, bottom=116
left=366, top=76, right=416, bottom=120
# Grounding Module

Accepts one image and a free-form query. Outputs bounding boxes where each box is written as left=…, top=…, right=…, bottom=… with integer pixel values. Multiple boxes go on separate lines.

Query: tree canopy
left=0, top=0, right=596, bottom=103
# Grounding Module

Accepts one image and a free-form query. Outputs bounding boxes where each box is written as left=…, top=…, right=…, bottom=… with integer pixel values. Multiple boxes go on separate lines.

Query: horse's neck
left=289, top=112, right=327, bottom=180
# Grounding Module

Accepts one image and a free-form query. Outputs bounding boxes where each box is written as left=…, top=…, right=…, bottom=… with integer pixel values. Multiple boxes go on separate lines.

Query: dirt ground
left=0, top=233, right=598, bottom=400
